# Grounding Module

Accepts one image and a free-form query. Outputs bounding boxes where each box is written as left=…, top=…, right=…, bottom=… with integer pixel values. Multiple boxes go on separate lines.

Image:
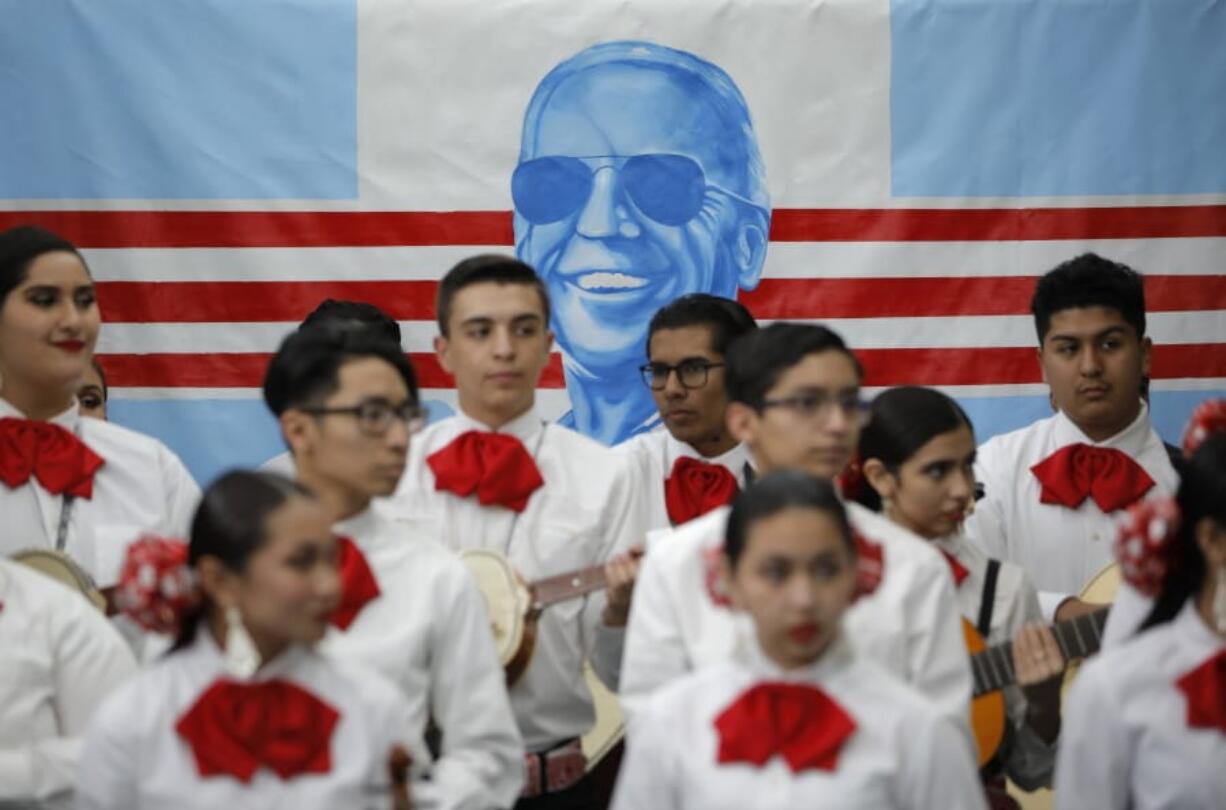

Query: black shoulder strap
left=977, top=559, right=1001, bottom=639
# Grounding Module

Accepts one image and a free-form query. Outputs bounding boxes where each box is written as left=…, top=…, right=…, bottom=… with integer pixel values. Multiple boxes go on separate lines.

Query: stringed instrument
left=461, top=548, right=627, bottom=775
left=9, top=548, right=111, bottom=613
left=461, top=548, right=614, bottom=684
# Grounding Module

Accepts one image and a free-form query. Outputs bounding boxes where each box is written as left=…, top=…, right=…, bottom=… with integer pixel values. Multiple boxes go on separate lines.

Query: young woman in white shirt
left=78, top=470, right=424, bottom=810
left=0, top=225, right=198, bottom=587
left=1054, top=433, right=1226, bottom=809
left=855, top=386, right=1065, bottom=797
left=611, top=471, right=985, bottom=810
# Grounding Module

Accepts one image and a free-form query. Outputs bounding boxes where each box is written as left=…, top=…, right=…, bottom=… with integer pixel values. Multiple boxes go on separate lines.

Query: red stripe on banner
left=93, top=275, right=1226, bottom=323
left=5, top=205, right=1226, bottom=247
left=99, top=344, right=1225, bottom=388
left=100, top=352, right=568, bottom=389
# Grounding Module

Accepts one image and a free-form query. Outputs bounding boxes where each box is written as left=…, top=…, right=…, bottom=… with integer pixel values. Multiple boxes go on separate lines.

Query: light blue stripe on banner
left=0, top=0, right=356, bottom=200
left=889, top=0, right=1226, bottom=197
left=112, top=393, right=1218, bottom=487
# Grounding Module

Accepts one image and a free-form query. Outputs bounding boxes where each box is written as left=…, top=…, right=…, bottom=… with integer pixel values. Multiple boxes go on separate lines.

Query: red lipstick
left=53, top=340, right=85, bottom=353
left=788, top=622, right=820, bottom=644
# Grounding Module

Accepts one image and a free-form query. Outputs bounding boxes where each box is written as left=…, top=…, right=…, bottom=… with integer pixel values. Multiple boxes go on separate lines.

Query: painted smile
left=576, top=271, right=650, bottom=291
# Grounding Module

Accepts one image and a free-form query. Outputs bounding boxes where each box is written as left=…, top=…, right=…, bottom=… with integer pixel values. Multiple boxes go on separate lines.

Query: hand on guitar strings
left=601, top=545, right=645, bottom=628
left=1011, top=621, right=1065, bottom=744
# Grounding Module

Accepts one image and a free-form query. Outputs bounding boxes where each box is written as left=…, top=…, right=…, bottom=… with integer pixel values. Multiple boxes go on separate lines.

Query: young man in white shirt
left=381, top=255, right=645, bottom=810
left=620, top=323, right=974, bottom=751
left=0, top=557, right=137, bottom=809
left=965, top=253, right=1180, bottom=626
left=263, top=326, right=524, bottom=810
left=616, top=294, right=757, bottom=532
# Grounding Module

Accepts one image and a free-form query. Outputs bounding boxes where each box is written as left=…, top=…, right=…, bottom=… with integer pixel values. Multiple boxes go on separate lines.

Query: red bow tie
left=0, top=417, right=104, bottom=498
left=176, top=678, right=340, bottom=782
left=427, top=430, right=544, bottom=512
left=939, top=549, right=970, bottom=587
left=664, top=456, right=740, bottom=526
left=1176, top=649, right=1226, bottom=735
left=330, top=536, right=381, bottom=631
left=1031, top=443, right=1155, bottom=513
left=716, top=682, right=856, bottom=773
left=854, top=532, right=885, bottom=599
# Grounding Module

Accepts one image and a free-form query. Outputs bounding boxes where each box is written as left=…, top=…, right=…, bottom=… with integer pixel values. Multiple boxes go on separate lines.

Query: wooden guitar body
left=460, top=547, right=625, bottom=775
left=963, top=618, right=1007, bottom=768
left=460, top=549, right=538, bottom=684
left=10, top=548, right=108, bottom=613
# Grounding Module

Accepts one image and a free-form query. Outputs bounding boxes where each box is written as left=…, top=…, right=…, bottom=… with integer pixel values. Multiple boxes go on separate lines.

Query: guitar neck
left=971, top=607, right=1110, bottom=697
left=530, top=565, right=609, bottom=610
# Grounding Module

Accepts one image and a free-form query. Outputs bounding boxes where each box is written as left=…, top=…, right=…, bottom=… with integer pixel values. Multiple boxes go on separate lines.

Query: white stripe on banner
left=81, top=237, right=1226, bottom=282
left=94, top=310, right=1226, bottom=355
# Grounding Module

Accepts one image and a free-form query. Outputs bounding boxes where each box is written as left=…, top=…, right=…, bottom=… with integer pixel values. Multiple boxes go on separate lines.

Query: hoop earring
left=224, top=606, right=260, bottom=679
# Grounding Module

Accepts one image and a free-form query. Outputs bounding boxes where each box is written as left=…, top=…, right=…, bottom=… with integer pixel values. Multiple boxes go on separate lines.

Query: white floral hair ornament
left=1182, top=398, right=1226, bottom=458
left=1114, top=496, right=1181, bottom=597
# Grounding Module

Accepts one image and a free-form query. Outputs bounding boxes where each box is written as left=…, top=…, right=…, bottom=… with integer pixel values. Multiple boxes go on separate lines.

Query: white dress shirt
left=611, top=630, right=986, bottom=810
left=381, top=406, right=646, bottom=752
left=0, top=398, right=199, bottom=588
left=935, top=532, right=1056, bottom=789
left=1100, top=579, right=1155, bottom=648
left=77, top=630, right=428, bottom=810
left=321, top=506, right=524, bottom=810
left=619, top=500, right=974, bottom=752
left=1054, top=602, right=1226, bottom=810
left=0, top=558, right=136, bottom=810
left=966, top=403, right=1178, bottom=620
left=615, top=429, right=752, bottom=533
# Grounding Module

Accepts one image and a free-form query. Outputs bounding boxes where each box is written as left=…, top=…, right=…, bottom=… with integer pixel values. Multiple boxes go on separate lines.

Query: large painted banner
left=2, top=0, right=1224, bottom=484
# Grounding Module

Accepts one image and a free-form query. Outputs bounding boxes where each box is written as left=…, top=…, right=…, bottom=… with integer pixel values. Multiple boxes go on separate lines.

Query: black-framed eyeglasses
left=300, top=398, right=429, bottom=437
left=758, top=391, right=870, bottom=426
left=639, top=359, right=725, bottom=391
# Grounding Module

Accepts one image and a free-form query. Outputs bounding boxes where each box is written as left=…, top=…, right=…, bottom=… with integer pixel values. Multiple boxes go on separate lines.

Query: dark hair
left=263, top=327, right=419, bottom=417
left=1031, top=253, right=1146, bottom=343
left=855, top=386, right=973, bottom=512
left=299, top=299, right=402, bottom=346
left=88, top=357, right=108, bottom=401
left=435, top=254, right=550, bottom=336
left=172, top=470, right=314, bottom=651
left=724, top=322, right=862, bottom=407
left=0, top=225, right=87, bottom=306
left=724, top=470, right=855, bottom=567
left=646, top=294, right=758, bottom=359
left=1139, top=433, right=1226, bottom=631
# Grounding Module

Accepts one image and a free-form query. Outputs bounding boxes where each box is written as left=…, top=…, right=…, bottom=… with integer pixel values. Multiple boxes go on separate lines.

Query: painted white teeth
left=578, top=271, right=649, bottom=290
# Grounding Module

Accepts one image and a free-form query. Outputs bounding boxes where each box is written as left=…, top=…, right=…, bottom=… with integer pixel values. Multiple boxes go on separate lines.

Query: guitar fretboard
left=971, top=607, right=1110, bottom=697
left=531, top=565, right=608, bottom=610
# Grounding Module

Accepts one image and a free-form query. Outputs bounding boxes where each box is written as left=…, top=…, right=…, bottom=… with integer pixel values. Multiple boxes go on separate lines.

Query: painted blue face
left=513, top=58, right=769, bottom=376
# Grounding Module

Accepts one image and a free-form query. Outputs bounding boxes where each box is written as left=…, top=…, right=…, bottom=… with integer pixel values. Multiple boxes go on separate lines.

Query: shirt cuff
left=1038, top=591, right=1072, bottom=623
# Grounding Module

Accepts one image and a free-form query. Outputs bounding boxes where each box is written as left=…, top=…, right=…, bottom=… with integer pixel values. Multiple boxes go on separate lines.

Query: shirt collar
left=191, top=621, right=314, bottom=681
left=333, top=505, right=382, bottom=550
left=0, top=395, right=81, bottom=432
left=664, top=431, right=752, bottom=471
left=1052, top=399, right=1152, bottom=457
left=734, top=620, right=856, bottom=685
left=1175, top=599, right=1226, bottom=657
left=453, top=404, right=544, bottom=444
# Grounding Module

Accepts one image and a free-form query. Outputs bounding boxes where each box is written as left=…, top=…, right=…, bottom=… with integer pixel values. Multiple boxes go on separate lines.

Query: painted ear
left=734, top=216, right=769, bottom=292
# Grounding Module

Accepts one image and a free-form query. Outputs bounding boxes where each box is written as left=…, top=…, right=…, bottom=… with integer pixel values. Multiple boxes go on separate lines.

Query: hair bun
left=114, top=536, right=198, bottom=634
left=1183, top=399, right=1226, bottom=458
left=1114, top=496, right=1181, bottom=597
